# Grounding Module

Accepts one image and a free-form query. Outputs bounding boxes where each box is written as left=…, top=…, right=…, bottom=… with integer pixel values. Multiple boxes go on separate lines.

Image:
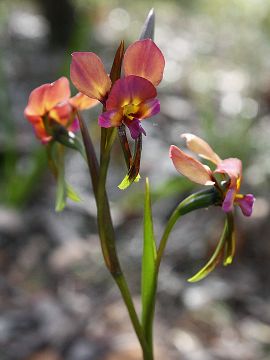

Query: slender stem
left=97, top=128, right=121, bottom=274
left=77, top=113, right=150, bottom=356
left=97, top=127, right=151, bottom=357
left=156, top=206, right=181, bottom=270
left=76, top=111, right=99, bottom=197
left=156, top=188, right=219, bottom=270
left=115, top=274, right=152, bottom=359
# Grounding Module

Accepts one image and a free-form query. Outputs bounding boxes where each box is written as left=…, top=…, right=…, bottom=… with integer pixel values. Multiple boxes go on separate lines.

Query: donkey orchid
left=24, top=77, right=97, bottom=143
left=70, top=39, right=165, bottom=139
left=170, top=133, right=255, bottom=216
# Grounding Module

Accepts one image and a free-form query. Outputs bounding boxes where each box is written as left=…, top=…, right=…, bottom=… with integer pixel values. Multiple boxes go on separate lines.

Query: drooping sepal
left=188, top=211, right=235, bottom=282
left=118, top=134, right=142, bottom=190
left=223, top=212, right=235, bottom=265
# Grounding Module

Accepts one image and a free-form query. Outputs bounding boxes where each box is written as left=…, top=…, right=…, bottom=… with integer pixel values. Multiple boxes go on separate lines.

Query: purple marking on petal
left=126, top=119, right=146, bottom=139
left=98, top=112, right=111, bottom=128
left=236, top=194, right=255, bottom=217
left=222, top=188, right=235, bottom=213
left=137, top=98, right=160, bottom=119
left=69, top=118, right=79, bottom=132
left=98, top=110, right=122, bottom=128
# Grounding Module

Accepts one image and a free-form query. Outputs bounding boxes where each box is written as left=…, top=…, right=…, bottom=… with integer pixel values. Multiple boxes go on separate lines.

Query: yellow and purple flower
left=170, top=133, right=255, bottom=216
left=70, top=39, right=165, bottom=139
left=24, top=77, right=97, bottom=143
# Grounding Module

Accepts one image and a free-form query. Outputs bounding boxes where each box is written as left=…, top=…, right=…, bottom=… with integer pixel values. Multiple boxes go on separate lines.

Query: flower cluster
left=70, top=39, right=165, bottom=139
left=24, top=77, right=97, bottom=143
left=170, top=133, right=255, bottom=216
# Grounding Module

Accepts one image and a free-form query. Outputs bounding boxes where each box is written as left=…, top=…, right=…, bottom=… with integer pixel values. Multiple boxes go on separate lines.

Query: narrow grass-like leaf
left=140, top=8, right=155, bottom=40
left=141, top=178, right=157, bottom=347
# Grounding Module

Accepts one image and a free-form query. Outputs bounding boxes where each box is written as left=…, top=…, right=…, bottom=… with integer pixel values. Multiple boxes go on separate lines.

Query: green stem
left=115, top=274, right=152, bottom=359
left=97, top=127, right=151, bottom=358
left=97, top=128, right=120, bottom=273
left=156, top=188, right=219, bottom=269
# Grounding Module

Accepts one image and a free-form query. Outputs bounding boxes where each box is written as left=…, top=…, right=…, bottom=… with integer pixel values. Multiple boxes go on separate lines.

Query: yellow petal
left=181, top=133, right=222, bottom=165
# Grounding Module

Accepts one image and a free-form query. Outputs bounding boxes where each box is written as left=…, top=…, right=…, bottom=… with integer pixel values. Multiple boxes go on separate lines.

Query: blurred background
left=0, top=0, right=270, bottom=359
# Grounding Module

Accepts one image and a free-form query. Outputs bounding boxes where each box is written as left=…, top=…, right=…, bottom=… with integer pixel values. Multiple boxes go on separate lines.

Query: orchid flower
left=70, top=39, right=165, bottom=139
left=170, top=133, right=255, bottom=216
left=169, top=133, right=255, bottom=281
left=24, top=77, right=97, bottom=143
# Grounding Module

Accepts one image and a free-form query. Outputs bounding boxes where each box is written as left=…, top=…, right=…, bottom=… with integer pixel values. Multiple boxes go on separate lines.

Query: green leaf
left=141, top=178, right=157, bottom=344
left=188, top=214, right=232, bottom=282
left=140, top=8, right=155, bottom=40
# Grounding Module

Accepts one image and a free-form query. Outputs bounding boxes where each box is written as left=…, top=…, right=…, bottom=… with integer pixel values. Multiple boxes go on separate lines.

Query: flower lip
left=235, top=194, right=255, bottom=217
left=98, top=76, right=160, bottom=138
left=106, top=75, right=157, bottom=110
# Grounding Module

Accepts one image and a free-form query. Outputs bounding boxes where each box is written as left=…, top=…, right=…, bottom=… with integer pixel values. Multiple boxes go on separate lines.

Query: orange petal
left=70, top=52, right=111, bottom=102
left=44, top=77, right=70, bottom=112
left=49, top=102, right=72, bottom=125
left=24, top=84, right=49, bottom=118
left=69, top=92, right=99, bottom=110
left=170, top=145, right=215, bottom=185
left=32, top=118, right=51, bottom=144
left=181, top=133, right=222, bottom=165
left=123, top=39, right=165, bottom=86
left=24, top=77, right=70, bottom=119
